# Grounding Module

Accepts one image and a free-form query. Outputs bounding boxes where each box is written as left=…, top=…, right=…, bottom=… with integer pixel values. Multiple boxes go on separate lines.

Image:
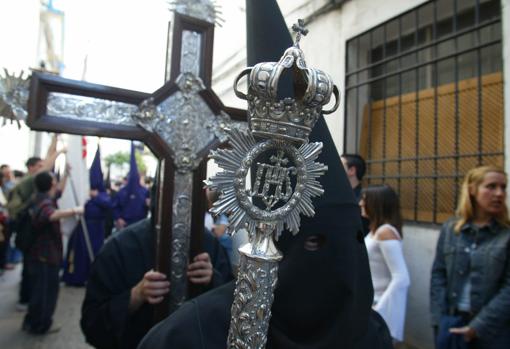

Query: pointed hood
left=89, top=147, right=105, bottom=192
left=246, top=0, right=293, bottom=100
left=104, top=163, right=112, bottom=191
left=245, top=1, right=375, bottom=347
left=126, top=141, right=141, bottom=194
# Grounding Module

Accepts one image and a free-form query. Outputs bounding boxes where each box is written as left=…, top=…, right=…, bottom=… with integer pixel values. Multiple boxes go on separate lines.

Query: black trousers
left=23, top=261, right=59, bottom=333
left=19, top=256, right=31, bottom=304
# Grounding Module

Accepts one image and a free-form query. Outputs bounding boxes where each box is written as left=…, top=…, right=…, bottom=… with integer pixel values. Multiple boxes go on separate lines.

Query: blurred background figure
left=0, top=170, right=10, bottom=274
left=22, top=170, right=83, bottom=334
left=341, top=153, right=367, bottom=202
left=1, top=164, right=16, bottom=195
left=431, top=165, right=510, bottom=349
left=63, top=147, right=112, bottom=286
left=341, top=153, right=370, bottom=236
left=111, top=142, right=149, bottom=232
left=205, top=188, right=232, bottom=263
left=6, top=134, right=65, bottom=310
left=362, top=184, right=410, bottom=345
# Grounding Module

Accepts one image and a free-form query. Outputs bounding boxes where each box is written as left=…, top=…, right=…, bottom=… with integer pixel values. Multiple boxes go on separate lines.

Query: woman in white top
left=362, top=184, right=410, bottom=343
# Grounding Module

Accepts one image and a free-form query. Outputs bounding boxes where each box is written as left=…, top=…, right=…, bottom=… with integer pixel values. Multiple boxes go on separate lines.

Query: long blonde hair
left=454, top=165, right=510, bottom=233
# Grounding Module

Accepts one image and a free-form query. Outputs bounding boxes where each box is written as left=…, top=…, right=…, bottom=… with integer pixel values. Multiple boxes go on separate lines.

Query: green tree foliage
left=104, top=150, right=147, bottom=175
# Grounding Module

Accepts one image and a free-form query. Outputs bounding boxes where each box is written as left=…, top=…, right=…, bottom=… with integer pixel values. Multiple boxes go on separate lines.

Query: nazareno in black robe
left=138, top=114, right=393, bottom=349
left=80, top=218, right=233, bottom=349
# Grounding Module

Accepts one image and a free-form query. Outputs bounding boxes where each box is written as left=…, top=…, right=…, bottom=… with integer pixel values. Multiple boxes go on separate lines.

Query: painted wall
left=402, top=224, right=440, bottom=349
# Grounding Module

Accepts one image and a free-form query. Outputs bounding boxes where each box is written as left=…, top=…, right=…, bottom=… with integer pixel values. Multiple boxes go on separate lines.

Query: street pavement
left=0, top=264, right=92, bottom=349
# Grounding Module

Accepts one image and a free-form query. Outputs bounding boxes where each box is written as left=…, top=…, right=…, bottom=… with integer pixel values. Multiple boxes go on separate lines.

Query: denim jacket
left=430, top=218, right=510, bottom=339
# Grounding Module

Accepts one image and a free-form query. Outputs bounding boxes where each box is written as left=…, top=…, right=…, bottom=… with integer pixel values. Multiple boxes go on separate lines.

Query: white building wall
left=402, top=224, right=439, bottom=349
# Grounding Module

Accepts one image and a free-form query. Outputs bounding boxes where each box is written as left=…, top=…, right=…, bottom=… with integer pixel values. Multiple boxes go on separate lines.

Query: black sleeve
left=80, top=240, right=131, bottom=349
left=80, top=237, right=153, bottom=349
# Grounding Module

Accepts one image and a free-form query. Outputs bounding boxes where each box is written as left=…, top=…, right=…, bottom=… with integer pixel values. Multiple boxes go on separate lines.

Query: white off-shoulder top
left=365, top=223, right=410, bottom=341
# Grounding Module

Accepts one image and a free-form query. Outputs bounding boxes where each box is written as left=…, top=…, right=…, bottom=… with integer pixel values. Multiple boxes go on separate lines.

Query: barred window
left=344, top=0, right=503, bottom=224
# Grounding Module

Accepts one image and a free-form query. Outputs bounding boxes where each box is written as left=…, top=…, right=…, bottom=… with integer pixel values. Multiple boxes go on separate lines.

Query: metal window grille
left=344, top=0, right=503, bottom=224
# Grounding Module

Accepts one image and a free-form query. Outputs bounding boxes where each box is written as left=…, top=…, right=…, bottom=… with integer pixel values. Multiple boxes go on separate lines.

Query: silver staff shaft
left=227, top=223, right=282, bottom=349
left=67, top=171, right=95, bottom=263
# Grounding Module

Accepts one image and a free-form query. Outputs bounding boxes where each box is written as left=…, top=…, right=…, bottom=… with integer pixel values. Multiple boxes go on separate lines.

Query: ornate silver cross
left=1, top=0, right=247, bottom=319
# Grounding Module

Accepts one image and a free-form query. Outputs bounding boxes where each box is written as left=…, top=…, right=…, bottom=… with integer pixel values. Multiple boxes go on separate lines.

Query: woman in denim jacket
left=430, top=165, right=510, bottom=348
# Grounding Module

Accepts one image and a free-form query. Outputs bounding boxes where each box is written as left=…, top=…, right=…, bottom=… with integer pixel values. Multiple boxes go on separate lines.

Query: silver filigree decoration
left=48, top=92, right=138, bottom=126
left=133, top=73, right=236, bottom=172
left=168, top=0, right=224, bottom=25
left=206, top=127, right=327, bottom=239
left=0, top=69, right=30, bottom=127
left=131, top=72, right=246, bottom=312
left=229, top=245, right=280, bottom=349
left=213, top=111, right=249, bottom=143
left=181, top=30, right=201, bottom=76
left=168, top=172, right=193, bottom=310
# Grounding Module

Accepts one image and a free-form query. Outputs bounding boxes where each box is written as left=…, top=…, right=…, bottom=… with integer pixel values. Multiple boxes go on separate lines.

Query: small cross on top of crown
left=292, top=19, right=308, bottom=47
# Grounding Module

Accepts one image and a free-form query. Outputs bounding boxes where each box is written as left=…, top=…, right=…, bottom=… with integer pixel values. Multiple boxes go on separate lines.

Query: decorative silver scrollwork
left=0, top=69, right=30, bottom=126
left=168, top=172, right=194, bottom=311
left=133, top=73, right=236, bottom=172
left=132, top=71, right=246, bottom=311
left=181, top=30, right=202, bottom=77
left=228, top=235, right=280, bottom=349
left=48, top=92, right=138, bottom=126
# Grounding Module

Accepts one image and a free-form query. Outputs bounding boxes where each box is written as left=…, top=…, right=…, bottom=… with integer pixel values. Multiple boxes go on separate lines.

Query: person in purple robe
left=111, top=142, right=149, bottom=231
left=63, top=147, right=112, bottom=286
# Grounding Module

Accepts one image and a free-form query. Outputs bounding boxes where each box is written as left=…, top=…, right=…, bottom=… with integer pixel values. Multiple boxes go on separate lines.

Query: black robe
left=80, top=219, right=232, bottom=349
left=138, top=281, right=393, bottom=349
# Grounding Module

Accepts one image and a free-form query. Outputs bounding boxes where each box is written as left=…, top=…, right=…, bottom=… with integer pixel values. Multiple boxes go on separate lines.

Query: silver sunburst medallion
left=205, top=127, right=327, bottom=240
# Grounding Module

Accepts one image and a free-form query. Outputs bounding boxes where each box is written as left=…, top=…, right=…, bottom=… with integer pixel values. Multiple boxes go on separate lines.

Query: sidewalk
left=0, top=264, right=92, bottom=349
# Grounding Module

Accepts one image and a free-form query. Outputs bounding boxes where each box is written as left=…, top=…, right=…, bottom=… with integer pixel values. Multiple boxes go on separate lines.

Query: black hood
left=246, top=0, right=374, bottom=347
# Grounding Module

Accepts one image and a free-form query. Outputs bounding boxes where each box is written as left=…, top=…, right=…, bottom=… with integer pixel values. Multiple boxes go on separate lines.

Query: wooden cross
left=26, top=5, right=246, bottom=319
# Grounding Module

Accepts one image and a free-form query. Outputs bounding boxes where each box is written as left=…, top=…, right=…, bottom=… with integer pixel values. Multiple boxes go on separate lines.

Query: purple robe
left=63, top=192, right=112, bottom=286
left=111, top=185, right=149, bottom=227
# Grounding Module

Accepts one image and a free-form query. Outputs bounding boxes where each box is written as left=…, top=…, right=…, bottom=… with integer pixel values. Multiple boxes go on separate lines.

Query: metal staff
left=67, top=169, right=95, bottom=263
left=206, top=20, right=339, bottom=349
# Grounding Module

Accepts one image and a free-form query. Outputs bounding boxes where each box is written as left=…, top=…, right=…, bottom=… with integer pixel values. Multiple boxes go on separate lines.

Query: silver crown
left=233, top=20, right=339, bottom=144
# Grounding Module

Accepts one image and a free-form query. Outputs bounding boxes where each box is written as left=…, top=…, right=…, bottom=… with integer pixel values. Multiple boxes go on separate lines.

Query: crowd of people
left=0, top=136, right=164, bottom=336
left=1, top=132, right=510, bottom=348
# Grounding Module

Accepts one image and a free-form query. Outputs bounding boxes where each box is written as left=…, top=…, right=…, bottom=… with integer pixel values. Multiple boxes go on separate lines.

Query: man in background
left=1, top=164, right=16, bottom=195
left=22, top=171, right=83, bottom=334
left=7, top=134, right=65, bottom=310
left=341, top=153, right=367, bottom=202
